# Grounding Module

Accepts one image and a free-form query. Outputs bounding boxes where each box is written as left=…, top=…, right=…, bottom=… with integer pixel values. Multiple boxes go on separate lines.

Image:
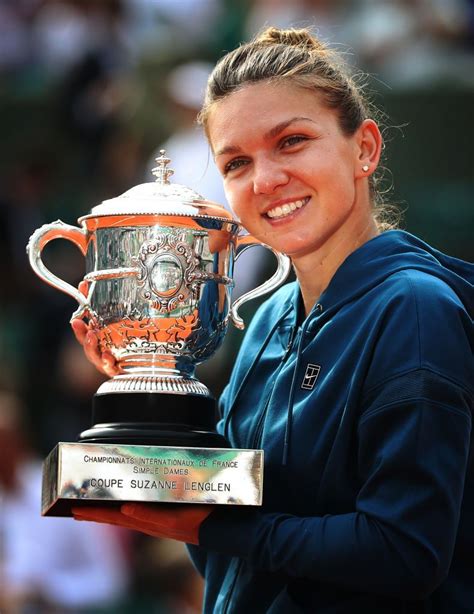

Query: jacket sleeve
left=198, top=370, right=471, bottom=598
left=198, top=275, right=473, bottom=599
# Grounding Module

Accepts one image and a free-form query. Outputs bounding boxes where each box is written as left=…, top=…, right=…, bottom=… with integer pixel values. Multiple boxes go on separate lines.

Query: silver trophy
left=28, top=151, right=291, bottom=516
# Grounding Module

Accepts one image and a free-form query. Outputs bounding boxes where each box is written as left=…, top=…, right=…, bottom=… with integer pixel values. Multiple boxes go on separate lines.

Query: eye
left=281, top=135, right=307, bottom=148
left=223, top=158, right=249, bottom=174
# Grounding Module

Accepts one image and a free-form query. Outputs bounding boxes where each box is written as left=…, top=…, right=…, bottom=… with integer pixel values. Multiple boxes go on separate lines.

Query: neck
left=292, top=216, right=379, bottom=316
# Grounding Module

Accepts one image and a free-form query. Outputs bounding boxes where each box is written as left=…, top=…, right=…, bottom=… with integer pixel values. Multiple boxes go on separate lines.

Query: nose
left=252, top=158, right=289, bottom=195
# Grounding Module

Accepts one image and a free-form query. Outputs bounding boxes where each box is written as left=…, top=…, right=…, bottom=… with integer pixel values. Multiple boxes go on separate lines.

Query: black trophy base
left=78, top=392, right=229, bottom=449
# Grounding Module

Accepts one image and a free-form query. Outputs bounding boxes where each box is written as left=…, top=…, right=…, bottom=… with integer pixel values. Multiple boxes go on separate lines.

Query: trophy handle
left=230, top=235, right=292, bottom=330
left=27, top=220, right=89, bottom=320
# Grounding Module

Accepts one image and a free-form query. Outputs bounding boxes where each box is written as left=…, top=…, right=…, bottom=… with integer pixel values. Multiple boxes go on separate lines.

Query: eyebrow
left=214, top=116, right=317, bottom=157
left=266, top=116, right=317, bottom=139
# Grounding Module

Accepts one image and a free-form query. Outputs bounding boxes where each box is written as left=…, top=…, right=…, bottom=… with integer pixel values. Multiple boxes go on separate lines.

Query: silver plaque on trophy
left=27, top=151, right=291, bottom=516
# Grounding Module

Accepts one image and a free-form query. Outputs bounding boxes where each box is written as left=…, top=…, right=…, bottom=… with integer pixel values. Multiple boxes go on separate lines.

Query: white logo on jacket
left=301, top=364, right=321, bottom=390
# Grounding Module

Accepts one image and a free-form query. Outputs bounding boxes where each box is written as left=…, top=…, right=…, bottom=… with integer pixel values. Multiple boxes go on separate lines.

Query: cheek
left=317, top=156, right=356, bottom=202
left=224, top=184, right=246, bottom=218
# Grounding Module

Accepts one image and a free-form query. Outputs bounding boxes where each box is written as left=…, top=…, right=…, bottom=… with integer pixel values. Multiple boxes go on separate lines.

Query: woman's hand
left=70, top=281, right=120, bottom=377
left=72, top=503, right=214, bottom=545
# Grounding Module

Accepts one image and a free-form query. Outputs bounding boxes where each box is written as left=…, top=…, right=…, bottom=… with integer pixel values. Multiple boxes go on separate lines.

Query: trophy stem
left=96, top=371, right=212, bottom=397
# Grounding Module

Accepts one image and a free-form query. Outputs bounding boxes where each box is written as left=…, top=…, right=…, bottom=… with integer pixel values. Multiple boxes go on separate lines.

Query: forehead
left=207, top=81, right=335, bottom=150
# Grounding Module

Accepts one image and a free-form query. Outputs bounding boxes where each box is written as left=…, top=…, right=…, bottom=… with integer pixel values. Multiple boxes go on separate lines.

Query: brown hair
left=199, top=27, right=399, bottom=231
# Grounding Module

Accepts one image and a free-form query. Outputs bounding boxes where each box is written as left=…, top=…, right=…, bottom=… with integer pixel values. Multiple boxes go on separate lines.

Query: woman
left=72, top=28, right=473, bottom=613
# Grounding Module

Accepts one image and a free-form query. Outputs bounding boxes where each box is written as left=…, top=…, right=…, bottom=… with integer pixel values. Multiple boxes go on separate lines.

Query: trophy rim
left=78, top=210, right=241, bottom=228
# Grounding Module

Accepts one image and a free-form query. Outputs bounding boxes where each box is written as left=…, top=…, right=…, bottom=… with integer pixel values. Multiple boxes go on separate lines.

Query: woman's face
left=208, top=81, right=376, bottom=260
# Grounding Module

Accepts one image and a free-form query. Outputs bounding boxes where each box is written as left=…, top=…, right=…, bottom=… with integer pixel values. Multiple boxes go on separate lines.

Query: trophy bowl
left=27, top=152, right=291, bottom=515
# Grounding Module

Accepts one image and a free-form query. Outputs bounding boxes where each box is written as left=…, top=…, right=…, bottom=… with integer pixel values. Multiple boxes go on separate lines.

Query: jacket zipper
left=251, top=326, right=297, bottom=449
left=222, top=559, right=243, bottom=614
left=251, top=387, right=274, bottom=449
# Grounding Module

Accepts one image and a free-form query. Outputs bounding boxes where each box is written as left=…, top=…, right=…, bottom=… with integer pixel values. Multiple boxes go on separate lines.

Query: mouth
left=265, top=197, right=310, bottom=220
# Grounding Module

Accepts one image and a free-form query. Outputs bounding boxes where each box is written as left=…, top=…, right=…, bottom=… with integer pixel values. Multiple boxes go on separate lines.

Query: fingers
left=121, top=502, right=180, bottom=524
left=72, top=506, right=186, bottom=540
left=72, top=506, right=124, bottom=525
left=71, top=318, right=88, bottom=345
left=71, top=319, right=120, bottom=377
left=122, top=503, right=213, bottom=533
left=82, top=331, right=112, bottom=376
left=100, top=353, right=121, bottom=378
left=82, top=330, right=107, bottom=375
left=71, top=319, right=106, bottom=373
left=72, top=503, right=212, bottom=544
left=71, top=280, right=121, bottom=377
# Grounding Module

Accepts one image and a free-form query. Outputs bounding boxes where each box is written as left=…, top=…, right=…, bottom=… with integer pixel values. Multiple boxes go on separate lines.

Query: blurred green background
left=0, top=1, right=472, bottom=612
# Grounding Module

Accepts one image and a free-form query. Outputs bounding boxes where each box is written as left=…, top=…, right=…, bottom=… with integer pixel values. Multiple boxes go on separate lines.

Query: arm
left=197, top=273, right=473, bottom=597
left=197, top=369, right=471, bottom=599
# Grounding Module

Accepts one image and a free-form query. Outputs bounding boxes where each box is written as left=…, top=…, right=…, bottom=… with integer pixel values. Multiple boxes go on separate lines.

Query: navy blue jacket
left=189, top=230, right=474, bottom=613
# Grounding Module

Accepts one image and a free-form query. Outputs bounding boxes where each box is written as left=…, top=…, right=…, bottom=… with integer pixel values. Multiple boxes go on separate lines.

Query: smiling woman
left=205, top=81, right=382, bottom=313
left=198, top=27, right=391, bottom=315
left=72, top=26, right=474, bottom=614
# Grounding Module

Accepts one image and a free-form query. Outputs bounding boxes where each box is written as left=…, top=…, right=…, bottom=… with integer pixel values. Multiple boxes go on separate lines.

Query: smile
left=266, top=197, right=310, bottom=220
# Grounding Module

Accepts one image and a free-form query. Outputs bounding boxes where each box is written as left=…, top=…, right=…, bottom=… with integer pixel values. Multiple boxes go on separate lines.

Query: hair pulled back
left=199, top=27, right=397, bottom=230
left=253, top=26, right=326, bottom=49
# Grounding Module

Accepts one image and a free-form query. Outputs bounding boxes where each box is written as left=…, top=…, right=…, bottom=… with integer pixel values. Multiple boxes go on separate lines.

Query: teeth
left=266, top=198, right=308, bottom=219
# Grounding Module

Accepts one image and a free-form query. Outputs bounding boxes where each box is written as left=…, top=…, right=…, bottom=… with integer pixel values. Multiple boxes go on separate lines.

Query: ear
left=354, top=119, right=382, bottom=179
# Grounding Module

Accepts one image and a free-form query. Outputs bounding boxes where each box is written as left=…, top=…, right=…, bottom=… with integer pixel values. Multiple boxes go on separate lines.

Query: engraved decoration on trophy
left=134, top=230, right=232, bottom=313
left=27, top=150, right=292, bottom=516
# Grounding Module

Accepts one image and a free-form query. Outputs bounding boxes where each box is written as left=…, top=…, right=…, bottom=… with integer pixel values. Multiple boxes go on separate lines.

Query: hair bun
left=255, top=26, right=326, bottom=51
